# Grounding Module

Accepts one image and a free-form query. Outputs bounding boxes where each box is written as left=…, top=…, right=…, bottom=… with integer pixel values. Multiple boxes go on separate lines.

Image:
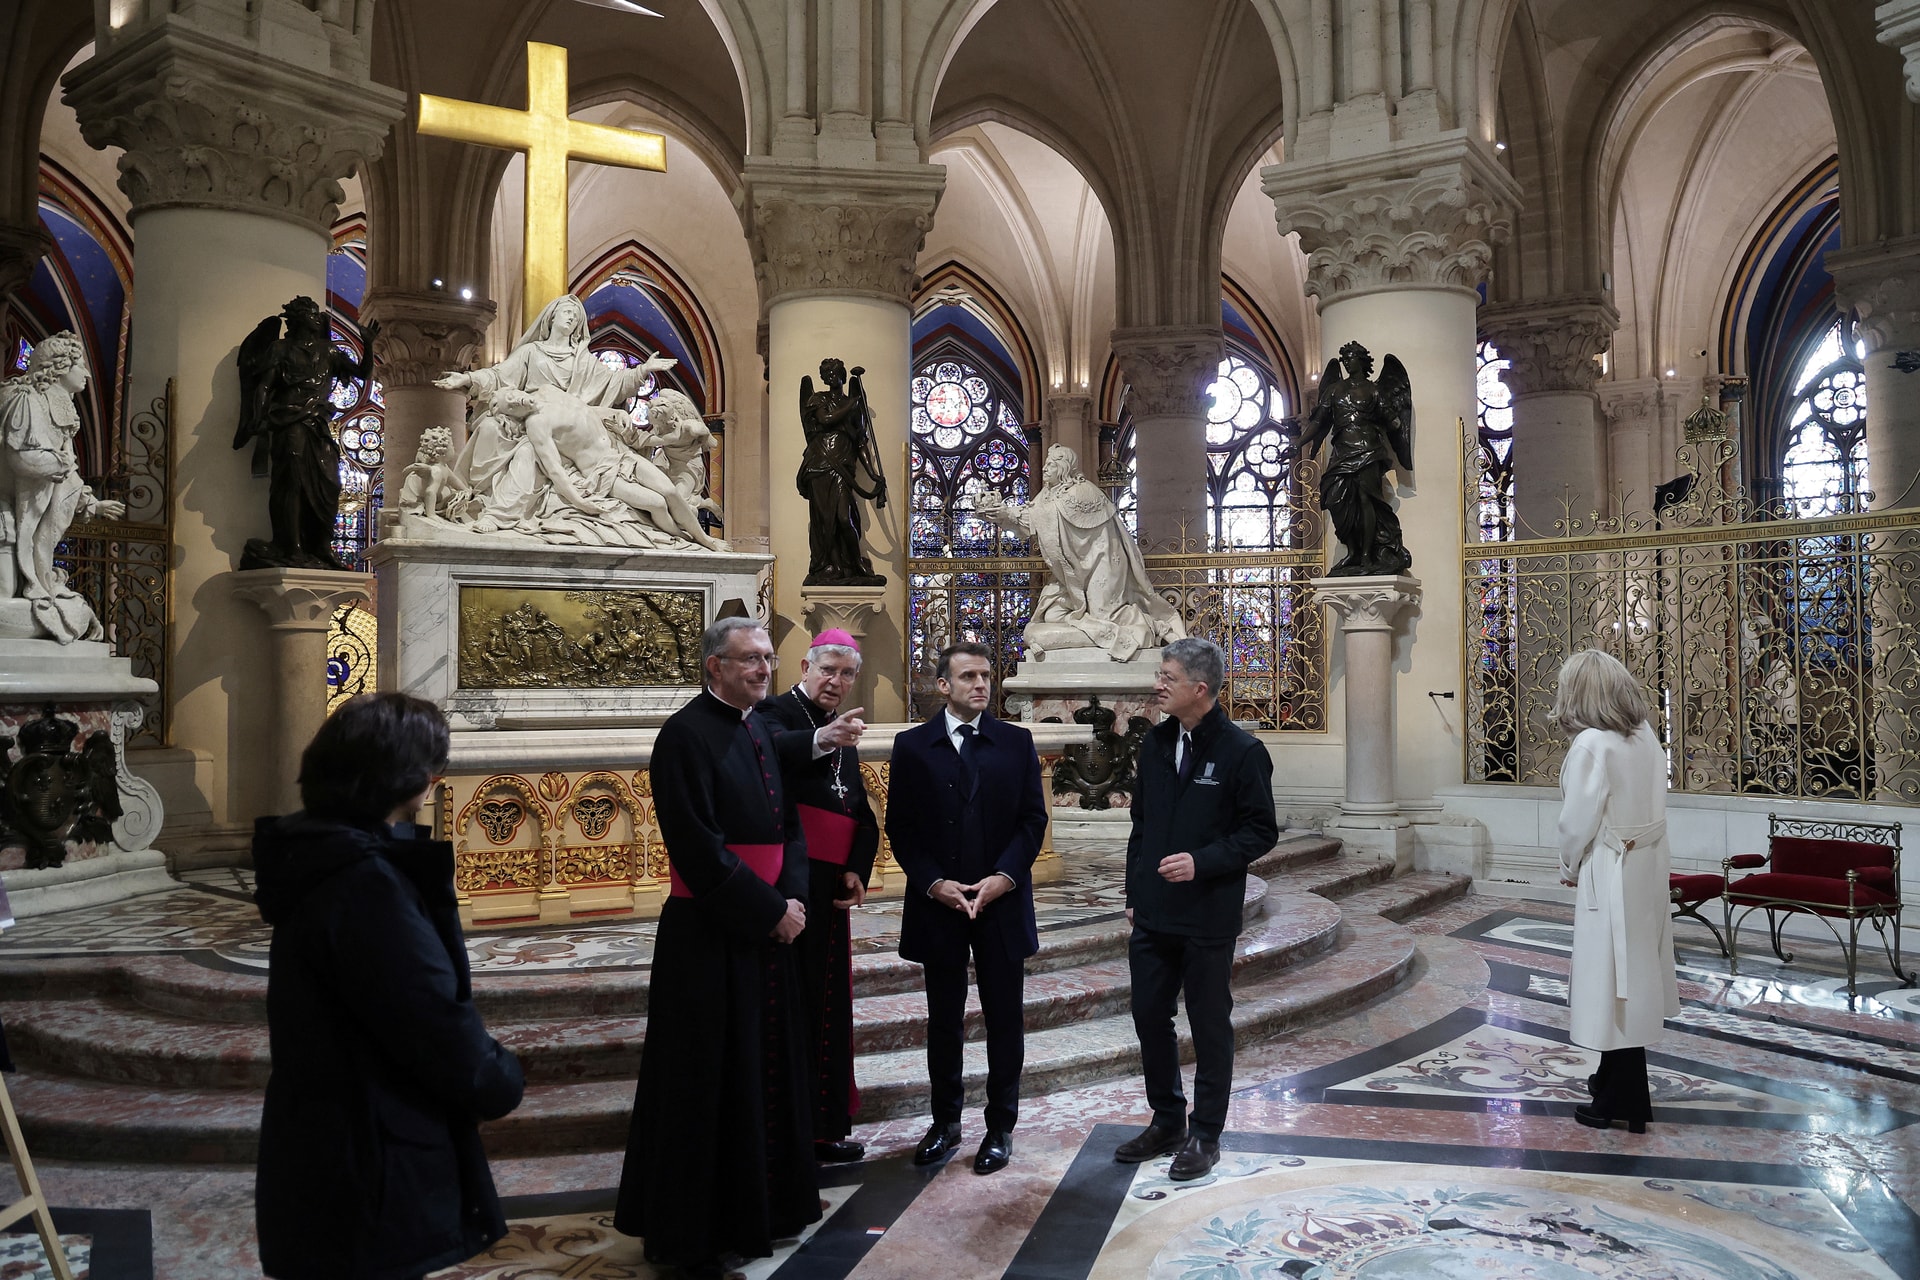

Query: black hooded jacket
left=252, top=814, right=524, bottom=1280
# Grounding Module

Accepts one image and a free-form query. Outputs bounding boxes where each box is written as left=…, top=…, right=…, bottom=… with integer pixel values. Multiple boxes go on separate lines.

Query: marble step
left=0, top=908, right=1413, bottom=1162
left=1337, top=870, right=1472, bottom=921
left=1260, top=853, right=1396, bottom=902
left=0, top=890, right=1332, bottom=1093
left=1248, top=833, right=1342, bottom=878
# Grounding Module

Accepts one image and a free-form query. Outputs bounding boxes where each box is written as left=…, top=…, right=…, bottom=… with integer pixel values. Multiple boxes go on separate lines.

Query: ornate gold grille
left=1462, top=413, right=1920, bottom=803
left=56, top=383, right=173, bottom=747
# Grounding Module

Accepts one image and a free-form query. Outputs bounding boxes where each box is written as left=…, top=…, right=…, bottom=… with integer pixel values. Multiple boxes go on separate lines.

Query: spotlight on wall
left=431, top=277, right=445, bottom=289
left=1494, top=140, right=1508, bottom=152
left=460, top=287, right=474, bottom=300
left=1665, top=368, right=1677, bottom=377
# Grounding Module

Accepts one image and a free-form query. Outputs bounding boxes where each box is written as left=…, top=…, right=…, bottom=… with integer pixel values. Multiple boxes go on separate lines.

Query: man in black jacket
left=1116, top=636, right=1278, bottom=1180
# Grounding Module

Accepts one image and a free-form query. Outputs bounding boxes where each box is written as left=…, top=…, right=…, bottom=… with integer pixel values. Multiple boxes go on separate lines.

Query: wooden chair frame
left=1, top=1071, right=76, bottom=1280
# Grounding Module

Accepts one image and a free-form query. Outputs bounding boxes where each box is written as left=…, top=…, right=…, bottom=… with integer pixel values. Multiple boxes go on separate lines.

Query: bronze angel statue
left=1299, top=340, right=1415, bottom=577
left=796, top=357, right=889, bottom=585
left=232, top=296, right=378, bottom=571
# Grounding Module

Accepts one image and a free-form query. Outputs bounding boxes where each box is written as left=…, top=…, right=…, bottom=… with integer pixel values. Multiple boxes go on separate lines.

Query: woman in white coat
left=1554, top=649, right=1680, bottom=1133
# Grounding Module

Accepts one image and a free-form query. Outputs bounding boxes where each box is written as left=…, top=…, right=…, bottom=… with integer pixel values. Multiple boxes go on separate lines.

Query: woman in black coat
left=253, top=693, right=525, bottom=1280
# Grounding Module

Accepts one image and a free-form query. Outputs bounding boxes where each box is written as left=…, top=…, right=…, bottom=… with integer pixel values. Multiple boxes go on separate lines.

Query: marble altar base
left=0, top=640, right=170, bottom=917
left=1001, top=646, right=1164, bottom=728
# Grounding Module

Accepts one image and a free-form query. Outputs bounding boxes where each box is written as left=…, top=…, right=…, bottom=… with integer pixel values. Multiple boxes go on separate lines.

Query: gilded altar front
left=457, top=586, right=704, bottom=689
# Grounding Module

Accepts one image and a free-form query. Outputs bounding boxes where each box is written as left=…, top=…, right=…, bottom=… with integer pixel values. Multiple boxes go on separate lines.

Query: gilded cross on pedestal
left=418, top=42, right=666, bottom=330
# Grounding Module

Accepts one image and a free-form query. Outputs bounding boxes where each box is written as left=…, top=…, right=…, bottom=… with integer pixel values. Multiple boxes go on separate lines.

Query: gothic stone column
left=1830, top=240, right=1920, bottom=510
left=1877, top=0, right=1920, bottom=101
left=745, top=158, right=945, bottom=721
left=0, top=221, right=52, bottom=301
left=1314, top=575, right=1422, bottom=871
left=65, top=3, right=404, bottom=840
left=1480, top=297, right=1617, bottom=535
left=1111, top=327, right=1222, bottom=550
left=1043, top=393, right=1097, bottom=478
left=360, top=288, right=496, bottom=505
left=1267, top=136, right=1520, bottom=811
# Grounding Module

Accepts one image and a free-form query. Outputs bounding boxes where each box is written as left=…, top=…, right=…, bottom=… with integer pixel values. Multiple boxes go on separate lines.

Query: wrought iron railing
left=906, top=548, right=1329, bottom=730
left=1462, top=412, right=1920, bottom=804
left=56, top=383, right=172, bottom=747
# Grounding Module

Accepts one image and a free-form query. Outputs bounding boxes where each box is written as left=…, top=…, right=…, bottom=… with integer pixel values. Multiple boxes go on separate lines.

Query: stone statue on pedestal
left=797, top=358, right=888, bottom=585
left=0, top=333, right=126, bottom=642
left=1300, top=340, right=1415, bottom=577
left=977, top=445, right=1184, bottom=661
left=233, top=296, right=375, bottom=571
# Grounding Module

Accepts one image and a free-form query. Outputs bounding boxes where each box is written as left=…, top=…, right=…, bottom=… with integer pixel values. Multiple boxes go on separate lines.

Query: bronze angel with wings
left=1298, top=340, right=1415, bottom=577
left=796, top=357, right=889, bottom=585
left=232, top=296, right=377, bottom=571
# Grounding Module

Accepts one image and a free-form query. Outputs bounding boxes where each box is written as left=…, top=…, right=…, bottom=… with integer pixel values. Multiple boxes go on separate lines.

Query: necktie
left=1177, top=730, right=1194, bottom=784
left=956, top=722, right=980, bottom=795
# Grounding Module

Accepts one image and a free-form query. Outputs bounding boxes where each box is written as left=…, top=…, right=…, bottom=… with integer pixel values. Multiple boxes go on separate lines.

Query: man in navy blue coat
left=885, top=641, right=1048, bottom=1175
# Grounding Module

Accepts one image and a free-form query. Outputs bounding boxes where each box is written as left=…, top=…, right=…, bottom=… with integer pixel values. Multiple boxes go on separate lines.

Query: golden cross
left=418, top=42, right=666, bottom=331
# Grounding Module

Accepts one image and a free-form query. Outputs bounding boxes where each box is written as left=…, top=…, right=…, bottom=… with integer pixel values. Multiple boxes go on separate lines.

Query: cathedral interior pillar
left=1480, top=297, right=1617, bottom=535
left=1267, top=136, right=1520, bottom=815
left=1110, top=328, right=1222, bottom=551
left=0, top=219, right=51, bottom=301
left=360, top=288, right=497, bottom=506
left=63, top=2, right=404, bottom=853
left=744, top=158, right=944, bottom=720
left=1830, top=240, right=1920, bottom=511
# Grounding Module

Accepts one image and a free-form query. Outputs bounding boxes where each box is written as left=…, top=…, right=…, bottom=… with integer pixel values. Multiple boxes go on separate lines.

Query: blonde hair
left=1551, top=649, right=1650, bottom=737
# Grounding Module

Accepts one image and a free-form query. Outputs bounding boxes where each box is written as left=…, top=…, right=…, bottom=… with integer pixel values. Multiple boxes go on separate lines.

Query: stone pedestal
left=1002, top=646, right=1164, bottom=726
left=232, top=568, right=373, bottom=816
left=798, top=583, right=890, bottom=710
left=1315, top=575, right=1422, bottom=872
left=0, top=642, right=171, bottom=917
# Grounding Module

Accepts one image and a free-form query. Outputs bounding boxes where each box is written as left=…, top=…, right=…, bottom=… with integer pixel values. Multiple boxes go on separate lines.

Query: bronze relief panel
left=457, top=586, right=705, bottom=688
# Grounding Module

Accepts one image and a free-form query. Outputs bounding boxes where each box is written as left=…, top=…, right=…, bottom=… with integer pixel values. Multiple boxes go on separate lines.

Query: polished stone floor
left=3, top=887, right=1917, bottom=1279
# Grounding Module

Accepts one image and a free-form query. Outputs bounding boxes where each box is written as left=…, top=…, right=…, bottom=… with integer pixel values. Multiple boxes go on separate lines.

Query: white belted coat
left=1557, top=722, right=1680, bottom=1050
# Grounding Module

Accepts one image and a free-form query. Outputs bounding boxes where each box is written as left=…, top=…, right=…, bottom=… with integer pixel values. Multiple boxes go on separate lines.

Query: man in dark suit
left=885, top=641, right=1048, bottom=1175
left=1116, top=636, right=1277, bottom=1181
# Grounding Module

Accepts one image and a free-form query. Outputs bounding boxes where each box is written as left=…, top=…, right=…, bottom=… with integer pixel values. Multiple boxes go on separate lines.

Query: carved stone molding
left=231, top=567, right=372, bottom=629
left=1829, top=239, right=1920, bottom=352
left=361, top=289, right=497, bottom=388
left=1110, top=326, right=1223, bottom=418
left=1312, top=574, right=1422, bottom=633
left=742, top=159, right=945, bottom=306
left=63, top=20, right=404, bottom=234
left=1878, top=0, right=1920, bottom=102
left=1264, top=137, right=1521, bottom=304
left=0, top=222, right=53, bottom=300
left=1480, top=296, right=1619, bottom=396
left=1596, top=381, right=1661, bottom=433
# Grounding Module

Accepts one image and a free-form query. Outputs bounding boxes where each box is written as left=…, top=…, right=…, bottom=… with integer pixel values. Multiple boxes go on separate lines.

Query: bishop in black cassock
left=615, top=619, right=820, bottom=1276
left=755, top=628, right=879, bottom=1162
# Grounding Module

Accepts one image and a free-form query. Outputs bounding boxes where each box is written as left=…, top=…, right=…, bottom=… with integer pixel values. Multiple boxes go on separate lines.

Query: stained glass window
left=11, top=337, right=30, bottom=371
left=1780, top=319, right=1868, bottom=518
left=593, top=346, right=661, bottom=427
left=1108, top=420, right=1138, bottom=537
left=326, top=322, right=384, bottom=571
left=1475, top=341, right=1516, bottom=542
left=909, top=355, right=1033, bottom=558
left=1204, top=349, right=1295, bottom=551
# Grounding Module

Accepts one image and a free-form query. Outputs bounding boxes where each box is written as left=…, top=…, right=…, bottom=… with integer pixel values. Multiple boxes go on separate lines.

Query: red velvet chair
left=1723, top=814, right=1913, bottom=998
left=1669, top=872, right=1730, bottom=957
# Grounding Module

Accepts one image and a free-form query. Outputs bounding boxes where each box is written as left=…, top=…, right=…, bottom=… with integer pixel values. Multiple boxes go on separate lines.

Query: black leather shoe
left=1586, top=1073, right=1601, bottom=1096
left=1166, top=1134, right=1221, bottom=1182
left=1574, top=1105, right=1647, bottom=1135
left=912, top=1120, right=963, bottom=1166
left=1114, top=1123, right=1189, bottom=1163
left=973, top=1129, right=1012, bottom=1174
left=815, top=1139, right=866, bottom=1163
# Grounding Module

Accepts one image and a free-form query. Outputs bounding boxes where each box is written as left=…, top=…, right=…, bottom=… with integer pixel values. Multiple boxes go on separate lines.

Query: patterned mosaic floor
left=6, top=893, right=1918, bottom=1278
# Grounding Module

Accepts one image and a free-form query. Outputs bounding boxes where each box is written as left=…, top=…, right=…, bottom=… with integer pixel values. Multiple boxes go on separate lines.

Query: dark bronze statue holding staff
left=1299, top=340, right=1415, bottom=577
left=797, top=357, right=889, bottom=585
left=233, top=295, right=378, bottom=571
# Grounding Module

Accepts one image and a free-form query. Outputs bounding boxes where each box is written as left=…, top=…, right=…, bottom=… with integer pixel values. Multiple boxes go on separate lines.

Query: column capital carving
left=1596, top=379, right=1662, bottom=432
left=1480, top=296, right=1619, bottom=396
left=63, top=16, right=405, bottom=235
left=1263, top=136, right=1520, bottom=305
left=231, top=567, right=371, bottom=630
left=1829, top=238, right=1920, bottom=353
left=0, top=222, right=53, bottom=300
left=1110, top=326, right=1223, bottom=418
left=1877, top=0, right=1920, bottom=102
left=361, top=289, right=497, bottom=388
left=1311, top=574, right=1422, bottom=632
left=742, top=159, right=945, bottom=307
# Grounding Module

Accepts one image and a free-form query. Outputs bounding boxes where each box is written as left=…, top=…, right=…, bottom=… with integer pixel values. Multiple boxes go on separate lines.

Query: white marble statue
left=0, top=333, right=126, bottom=643
left=419, top=293, right=725, bottom=551
left=977, top=444, right=1184, bottom=660
left=397, top=425, right=473, bottom=521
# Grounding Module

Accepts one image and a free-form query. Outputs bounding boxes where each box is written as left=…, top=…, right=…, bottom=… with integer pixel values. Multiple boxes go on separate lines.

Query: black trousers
left=922, top=935, right=1025, bottom=1132
left=1130, top=927, right=1236, bottom=1139
left=797, top=861, right=857, bottom=1140
left=1590, top=1046, right=1652, bottom=1120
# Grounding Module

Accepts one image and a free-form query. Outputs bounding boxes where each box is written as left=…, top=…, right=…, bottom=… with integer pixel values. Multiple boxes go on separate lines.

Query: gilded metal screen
left=1463, top=421, right=1920, bottom=803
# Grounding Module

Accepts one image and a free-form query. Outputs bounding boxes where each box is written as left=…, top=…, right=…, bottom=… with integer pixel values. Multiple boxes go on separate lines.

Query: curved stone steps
left=0, top=888, right=1324, bottom=1094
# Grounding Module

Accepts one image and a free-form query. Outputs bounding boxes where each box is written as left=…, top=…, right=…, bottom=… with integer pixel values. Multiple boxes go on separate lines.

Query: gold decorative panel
left=457, top=586, right=705, bottom=689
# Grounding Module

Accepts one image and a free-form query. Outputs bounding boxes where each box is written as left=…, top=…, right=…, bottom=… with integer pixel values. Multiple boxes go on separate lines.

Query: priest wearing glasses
left=615, top=617, right=845, bottom=1278
left=755, top=628, right=879, bottom=1164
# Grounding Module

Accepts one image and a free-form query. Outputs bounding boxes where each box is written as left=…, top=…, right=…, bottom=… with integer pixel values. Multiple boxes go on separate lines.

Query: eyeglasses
left=720, top=652, right=781, bottom=670
left=815, top=665, right=859, bottom=681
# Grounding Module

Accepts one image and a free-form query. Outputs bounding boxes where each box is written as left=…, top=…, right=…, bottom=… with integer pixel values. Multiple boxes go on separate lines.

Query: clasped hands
left=931, top=875, right=1012, bottom=919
